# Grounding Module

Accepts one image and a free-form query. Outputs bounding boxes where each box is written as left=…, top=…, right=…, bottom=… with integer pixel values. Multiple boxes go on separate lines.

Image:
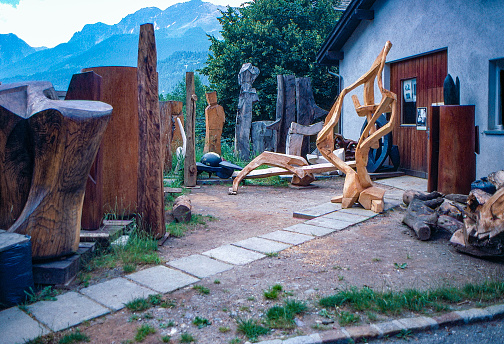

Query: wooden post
left=160, top=101, right=172, bottom=172
left=184, top=72, right=197, bottom=187
left=137, top=23, right=165, bottom=238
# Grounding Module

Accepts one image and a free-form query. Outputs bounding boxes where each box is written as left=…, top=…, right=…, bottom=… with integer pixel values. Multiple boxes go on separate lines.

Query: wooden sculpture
left=1, top=81, right=112, bottom=259
left=316, top=41, right=396, bottom=211
left=203, top=91, right=225, bottom=155
left=184, top=72, right=198, bottom=187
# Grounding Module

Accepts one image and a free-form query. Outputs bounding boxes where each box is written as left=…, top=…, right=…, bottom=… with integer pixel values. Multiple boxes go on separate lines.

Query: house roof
left=317, top=0, right=377, bottom=65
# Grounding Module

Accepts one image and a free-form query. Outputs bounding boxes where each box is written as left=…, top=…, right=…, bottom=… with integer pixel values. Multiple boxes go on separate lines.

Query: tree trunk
left=172, top=195, right=192, bottom=223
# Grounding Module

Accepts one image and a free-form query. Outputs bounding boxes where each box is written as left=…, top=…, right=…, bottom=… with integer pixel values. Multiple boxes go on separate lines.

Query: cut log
left=444, top=194, right=468, bottom=204
left=488, top=170, right=504, bottom=190
left=371, top=199, right=384, bottom=213
left=437, top=215, right=464, bottom=234
left=437, top=199, right=463, bottom=220
left=423, top=197, right=445, bottom=209
left=173, top=195, right=192, bottom=223
left=403, top=190, right=443, bottom=206
left=402, top=198, right=438, bottom=240
left=467, top=189, right=492, bottom=213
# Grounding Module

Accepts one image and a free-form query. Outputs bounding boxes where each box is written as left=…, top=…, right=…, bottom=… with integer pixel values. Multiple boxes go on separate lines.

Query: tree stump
left=402, top=198, right=438, bottom=241
left=1, top=81, right=112, bottom=259
left=172, top=195, right=192, bottom=223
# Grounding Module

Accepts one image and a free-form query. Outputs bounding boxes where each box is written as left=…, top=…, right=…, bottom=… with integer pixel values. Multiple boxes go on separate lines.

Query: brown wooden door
left=390, top=50, right=447, bottom=178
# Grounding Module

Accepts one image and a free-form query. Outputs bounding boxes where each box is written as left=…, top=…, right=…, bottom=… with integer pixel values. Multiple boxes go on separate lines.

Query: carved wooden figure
left=235, top=63, right=260, bottom=160
left=203, top=91, right=225, bottom=154
left=316, top=41, right=396, bottom=211
left=184, top=72, right=198, bottom=187
left=1, top=81, right=112, bottom=259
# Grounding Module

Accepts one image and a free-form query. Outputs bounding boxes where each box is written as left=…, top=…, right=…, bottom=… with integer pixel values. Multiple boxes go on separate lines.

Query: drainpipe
left=327, top=67, right=343, bottom=136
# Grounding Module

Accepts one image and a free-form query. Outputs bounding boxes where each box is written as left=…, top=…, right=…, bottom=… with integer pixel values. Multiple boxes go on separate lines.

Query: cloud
left=0, top=0, right=20, bottom=8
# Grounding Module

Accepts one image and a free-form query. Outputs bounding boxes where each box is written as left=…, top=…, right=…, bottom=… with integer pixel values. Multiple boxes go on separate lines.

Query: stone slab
left=371, top=320, right=405, bottom=337
left=232, top=237, right=291, bottom=254
left=126, top=266, right=199, bottom=294
left=322, top=211, right=370, bottom=223
left=345, top=324, right=381, bottom=339
left=485, top=304, right=504, bottom=319
left=293, top=202, right=342, bottom=219
left=0, top=232, right=30, bottom=252
left=167, top=254, right=234, bottom=278
left=0, top=307, right=50, bottom=344
left=376, top=176, right=427, bottom=192
left=32, top=254, right=80, bottom=285
left=338, top=207, right=377, bottom=218
left=80, top=277, right=156, bottom=311
left=202, top=244, right=265, bottom=265
left=284, top=223, right=337, bottom=236
left=28, top=291, right=109, bottom=331
left=283, top=334, right=320, bottom=343
left=397, top=316, right=438, bottom=332
left=432, top=312, right=464, bottom=326
left=455, top=308, right=492, bottom=323
left=319, top=328, right=351, bottom=343
left=260, top=230, right=314, bottom=245
left=303, top=218, right=351, bottom=231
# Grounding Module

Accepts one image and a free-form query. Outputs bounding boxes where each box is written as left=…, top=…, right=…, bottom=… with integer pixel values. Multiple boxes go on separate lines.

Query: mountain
left=0, top=0, right=224, bottom=92
left=0, top=33, right=37, bottom=67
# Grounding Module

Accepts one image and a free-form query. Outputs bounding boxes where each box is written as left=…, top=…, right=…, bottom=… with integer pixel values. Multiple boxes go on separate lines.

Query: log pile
left=403, top=170, right=504, bottom=258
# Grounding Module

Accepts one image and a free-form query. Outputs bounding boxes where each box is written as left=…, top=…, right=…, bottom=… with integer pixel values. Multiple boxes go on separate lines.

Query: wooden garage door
left=389, top=49, right=447, bottom=178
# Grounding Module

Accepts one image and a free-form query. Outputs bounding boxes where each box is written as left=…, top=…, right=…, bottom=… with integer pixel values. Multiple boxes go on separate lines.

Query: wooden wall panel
left=390, top=50, right=447, bottom=177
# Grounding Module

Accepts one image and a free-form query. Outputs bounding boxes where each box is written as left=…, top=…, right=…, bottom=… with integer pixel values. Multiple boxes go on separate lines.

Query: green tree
left=160, top=73, right=209, bottom=138
left=201, top=0, right=342, bottom=138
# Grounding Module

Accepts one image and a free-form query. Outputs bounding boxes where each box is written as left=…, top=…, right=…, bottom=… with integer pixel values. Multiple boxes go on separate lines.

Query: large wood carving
left=184, top=72, right=197, bottom=187
left=203, top=91, right=225, bottom=155
left=137, top=23, right=165, bottom=238
left=160, top=100, right=183, bottom=172
left=316, top=41, right=396, bottom=210
left=1, top=81, right=112, bottom=259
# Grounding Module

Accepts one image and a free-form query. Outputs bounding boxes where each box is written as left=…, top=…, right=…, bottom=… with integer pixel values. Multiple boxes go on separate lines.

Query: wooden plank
left=184, top=72, right=197, bottom=187
left=164, top=187, right=183, bottom=193
left=65, top=71, right=104, bottom=230
left=137, top=23, right=165, bottom=238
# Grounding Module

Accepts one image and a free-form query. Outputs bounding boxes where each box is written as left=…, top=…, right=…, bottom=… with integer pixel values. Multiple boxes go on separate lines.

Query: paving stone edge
left=258, top=304, right=504, bottom=344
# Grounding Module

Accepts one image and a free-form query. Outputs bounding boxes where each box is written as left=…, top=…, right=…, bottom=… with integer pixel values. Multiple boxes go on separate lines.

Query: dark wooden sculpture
left=203, top=91, right=225, bottom=155
left=137, top=23, right=165, bottom=238
left=1, top=81, right=112, bottom=259
left=184, top=72, right=198, bottom=187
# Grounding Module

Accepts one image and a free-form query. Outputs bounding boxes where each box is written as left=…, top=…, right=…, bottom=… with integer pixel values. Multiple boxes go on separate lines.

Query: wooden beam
left=137, top=23, right=165, bottom=238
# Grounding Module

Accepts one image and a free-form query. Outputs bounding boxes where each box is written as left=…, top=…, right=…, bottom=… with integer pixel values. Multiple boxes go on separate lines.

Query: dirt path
left=66, top=178, right=504, bottom=343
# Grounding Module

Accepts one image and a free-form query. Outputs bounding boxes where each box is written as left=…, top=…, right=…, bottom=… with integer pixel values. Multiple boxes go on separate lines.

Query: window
left=401, top=78, right=417, bottom=125
left=489, top=59, right=504, bottom=131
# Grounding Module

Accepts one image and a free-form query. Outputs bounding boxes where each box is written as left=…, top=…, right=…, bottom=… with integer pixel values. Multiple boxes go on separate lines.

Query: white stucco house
left=316, top=0, right=504, bottom=180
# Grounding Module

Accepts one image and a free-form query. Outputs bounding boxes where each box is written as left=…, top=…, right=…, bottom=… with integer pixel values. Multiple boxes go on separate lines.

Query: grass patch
left=338, top=311, right=360, bottom=326
left=236, top=318, right=269, bottom=341
left=219, top=326, right=231, bottom=333
left=24, top=286, right=58, bottom=304
left=161, top=335, right=171, bottom=343
left=135, top=324, right=156, bottom=342
left=244, top=175, right=288, bottom=187
left=59, top=329, right=90, bottom=344
left=193, top=316, right=211, bottom=328
left=265, top=299, right=307, bottom=329
left=166, top=214, right=216, bottom=238
left=125, top=294, right=166, bottom=312
left=264, top=284, right=283, bottom=300
left=319, top=281, right=504, bottom=316
left=180, top=332, right=196, bottom=343
left=193, top=285, right=210, bottom=295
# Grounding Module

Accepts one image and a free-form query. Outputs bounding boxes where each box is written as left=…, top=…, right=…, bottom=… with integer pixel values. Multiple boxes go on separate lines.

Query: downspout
left=327, top=67, right=343, bottom=136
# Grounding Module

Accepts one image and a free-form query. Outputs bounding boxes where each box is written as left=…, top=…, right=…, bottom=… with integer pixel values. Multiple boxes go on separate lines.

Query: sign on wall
left=416, top=107, right=427, bottom=130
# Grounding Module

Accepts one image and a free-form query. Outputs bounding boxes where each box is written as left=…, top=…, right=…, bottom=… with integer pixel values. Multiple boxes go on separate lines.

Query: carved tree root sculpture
left=229, top=151, right=315, bottom=194
left=1, top=82, right=112, bottom=259
left=316, top=41, right=396, bottom=211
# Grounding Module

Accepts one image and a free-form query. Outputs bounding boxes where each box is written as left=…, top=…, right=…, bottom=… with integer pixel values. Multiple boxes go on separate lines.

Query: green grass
left=180, top=332, right=196, bottom=343
left=219, top=326, right=231, bottom=333
left=193, top=316, right=211, bottom=328
left=135, top=324, right=156, bottom=342
left=236, top=318, right=269, bottom=341
left=319, top=281, right=504, bottom=316
left=265, top=299, right=307, bottom=329
left=244, top=175, right=288, bottom=187
left=193, top=285, right=210, bottom=295
left=59, top=329, right=90, bottom=344
left=264, top=284, right=283, bottom=299
left=124, top=294, right=166, bottom=312
left=24, top=286, right=58, bottom=303
left=338, top=311, right=360, bottom=326
left=161, top=335, right=171, bottom=343
left=166, top=214, right=216, bottom=237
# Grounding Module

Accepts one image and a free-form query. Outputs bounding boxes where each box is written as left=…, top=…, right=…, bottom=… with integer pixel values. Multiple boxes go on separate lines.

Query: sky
left=0, top=0, right=246, bottom=48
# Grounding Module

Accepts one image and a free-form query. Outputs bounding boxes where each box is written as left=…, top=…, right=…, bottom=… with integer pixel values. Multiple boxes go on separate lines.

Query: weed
left=229, top=339, right=242, bottom=344
left=338, top=311, right=360, bottom=326
left=128, top=314, right=139, bottom=322
left=239, top=306, right=250, bottom=312
left=264, top=284, right=283, bottom=299
left=372, top=258, right=381, bottom=262
left=311, top=323, right=330, bottom=331
left=219, top=326, right=231, bottom=333
left=161, top=335, right=171, bottom=343
left=394, top=262, right=408, bottom=269
left=193, top=285, right=210, bottom=295
left=147, top=294, right=163, bottom=305
left=338, top=275, right=344, bottom=281
left=166, top=214, right=216, bottom=237
left=366, top=311, right=378, bottom=322
left=143, top=312, right=153, bottom=319
left=236, top=318, right=269, bottom=341
left=396, top=329, right=413, bottom=340
left=24, top=286, right=58, bottom=303
left=266, top=299, right=307, bottom=329
left=159, top=320, right=175, bottom=328
left=214, top=279, right=221, bottom=284
left=58, top=329, right=90, bottom=344
left=244, top=175, right=288, bottom=187
left=318, top=309, right=332, bottom=318
left=135, top=324, right=156, bottom=342
left=265, top=252, right=279, bottom=257
left=125, top=297, right=150, bottom=312
left=180, top=332, right=196, bottom=343
left=247, top=297, right=255, bottom=301
left=123, top=264, right=136, bottom=273
left=193, top=316, right=211, bottom=328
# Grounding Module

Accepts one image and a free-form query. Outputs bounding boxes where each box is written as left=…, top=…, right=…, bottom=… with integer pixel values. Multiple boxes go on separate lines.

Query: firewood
left=423, top=197, right=445, bottom=209
left=172, top=195, right=192, bottom=223
left=467, top=189, right=492, bottom=213
left=437, top=199, right=463, bottom=221
left=402, top=190, right=443, bottom=206
left=402, top=198, right=438, bottom=240
left=437, top=215, right=464, bottom=234
left=445, top=194, right=468, bottom=204
left=488, top=170, right=504, bottom=190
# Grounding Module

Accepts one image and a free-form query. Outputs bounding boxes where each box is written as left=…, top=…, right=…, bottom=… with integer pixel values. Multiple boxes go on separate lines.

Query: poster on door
left=416, top=107, right=427, bottom=130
